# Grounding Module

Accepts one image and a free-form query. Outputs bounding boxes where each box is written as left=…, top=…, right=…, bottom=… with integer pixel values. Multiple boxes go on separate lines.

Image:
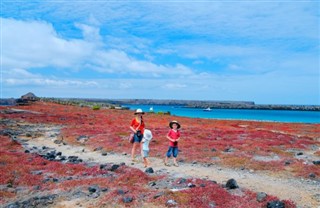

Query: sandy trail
left=21, top=127, right=320, bottom=208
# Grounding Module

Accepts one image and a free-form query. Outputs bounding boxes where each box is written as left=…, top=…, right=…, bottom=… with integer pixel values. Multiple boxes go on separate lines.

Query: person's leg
left=131, top=142, right=138, bottom=161
left=131, top=134, right=141, bottom=161
left=165, top=147, right=172, bottom=165
left=146, top=157, right=150, bottom=167
left=173, top=147, right=179, bottom=166
left=143, top=157, right=147, bottom=167
left=145, top=150, right=150, bottom=167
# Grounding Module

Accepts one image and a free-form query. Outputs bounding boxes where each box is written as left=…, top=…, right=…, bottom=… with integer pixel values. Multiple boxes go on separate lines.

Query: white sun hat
left=134, top=108, right=145, bottom=114
left=143, top=129, right=152, bottom=141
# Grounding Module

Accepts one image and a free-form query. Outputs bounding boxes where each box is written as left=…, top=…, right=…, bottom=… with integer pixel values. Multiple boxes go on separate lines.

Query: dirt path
left=22, top=127, right=320, bottom=208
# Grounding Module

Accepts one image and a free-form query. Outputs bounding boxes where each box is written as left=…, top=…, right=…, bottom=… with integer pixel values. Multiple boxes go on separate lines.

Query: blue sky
left=1, top=1, right=319, bottom=105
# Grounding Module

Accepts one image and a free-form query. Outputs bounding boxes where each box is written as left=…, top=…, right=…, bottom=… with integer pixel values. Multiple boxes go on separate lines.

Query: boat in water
left=203, top=107, right=212, bottom=111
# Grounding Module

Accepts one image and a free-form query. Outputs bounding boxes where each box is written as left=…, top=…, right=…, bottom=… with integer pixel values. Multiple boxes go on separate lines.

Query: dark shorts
left=166, top=146, right=178, bottom=158
left=133, top=133, right=143, bottom=143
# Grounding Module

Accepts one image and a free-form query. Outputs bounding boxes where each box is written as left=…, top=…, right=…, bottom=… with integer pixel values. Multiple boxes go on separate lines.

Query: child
left=130, top=109, right=145, bottom=162
left=141, top=129, right=153, bottom=167
left=164, top=120, right=181, bottom=167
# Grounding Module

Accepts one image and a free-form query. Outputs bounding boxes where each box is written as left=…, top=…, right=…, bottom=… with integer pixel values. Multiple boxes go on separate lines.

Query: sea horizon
left=123, top=104, right=320, bottom=124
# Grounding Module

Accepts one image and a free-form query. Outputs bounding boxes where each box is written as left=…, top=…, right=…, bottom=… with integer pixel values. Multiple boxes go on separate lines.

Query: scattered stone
left=187, top=183, right=196, bottom=188
left=77, top=135, right=88, bottom=143
left=178, top=178, right=187, bottom=184
left=309, top=173, right=316, bottom=178
left=101, top=151, right=108, bottom=156
left=153, top=192, right=165, bottom=199
left=5, top=194, right=58, bottom=208
left=166, top=199, right=178, bottom=207
left=296, top=152, right=303, bottom=156
left=53, top=140, right=62, bottom=144
left=100, top=164, right=108, bottom=170
left=312, top=160, right=320, bottom=165
left=109, top=164, right=120, bottom=171
left=211, top=148, right=217, bottom=152
left=208, top=202, right=216, bottom=208
left=266, top=200, right=285, bottom=208
left=145, top=167, right=154, bottom=173
left=90, top=192, right=100, bottom=198
left=122, top=197, right=133, bottom=203
left=284, top=160, right=291, bottom=165
left=226, top=178, right=239, bottom=189
left=88, top=185, right=100, bottom=193
left=31, top=170, right=43, bottom=175
left=117, top=189, right=126, bottom=195
left=148, top=181, right=156, bottom=186
left=224, top=147, right=235, bottom=153
left=256, top=192, right=267, bottom=202
left=101, top=187, right=109, bottom=192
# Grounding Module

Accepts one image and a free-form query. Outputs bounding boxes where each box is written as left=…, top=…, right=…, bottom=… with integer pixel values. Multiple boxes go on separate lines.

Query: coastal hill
left=81, top=98, right=320, bottom=111
left=1, top=93, right=319, bottom=111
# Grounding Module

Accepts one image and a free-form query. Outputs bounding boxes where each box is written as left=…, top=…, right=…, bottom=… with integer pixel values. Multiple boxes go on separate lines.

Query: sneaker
left=174, top=163, right=179, bottom=167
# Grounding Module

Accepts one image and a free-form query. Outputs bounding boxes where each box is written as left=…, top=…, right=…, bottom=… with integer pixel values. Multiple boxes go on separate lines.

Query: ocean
left=123, top=104, right=320, bottom=124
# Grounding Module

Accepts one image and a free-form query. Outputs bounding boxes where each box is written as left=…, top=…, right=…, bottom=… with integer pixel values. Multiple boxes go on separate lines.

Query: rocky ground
left=2, top=120, right=319, bottom=208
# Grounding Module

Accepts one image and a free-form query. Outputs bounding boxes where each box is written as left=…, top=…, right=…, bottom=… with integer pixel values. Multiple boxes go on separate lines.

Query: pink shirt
left=167, top=129, right=180, bottom=147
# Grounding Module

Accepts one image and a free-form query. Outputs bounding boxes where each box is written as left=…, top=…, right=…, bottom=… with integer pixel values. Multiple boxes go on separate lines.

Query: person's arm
left=166, top=131, right=175, bottom=142
left=175, top=131, right=181, bottom=141
left=130, top=126, right=137, bottom=133
left=130, top=119, right=138, bottom=133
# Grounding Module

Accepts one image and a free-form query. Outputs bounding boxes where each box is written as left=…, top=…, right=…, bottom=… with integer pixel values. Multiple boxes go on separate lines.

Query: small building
left=16, top=92, right=38, bottom=105
left=21, top=92, right=38, bottom=101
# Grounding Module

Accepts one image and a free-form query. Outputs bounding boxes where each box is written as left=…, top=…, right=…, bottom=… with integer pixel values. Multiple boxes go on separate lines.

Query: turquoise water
left=123, top=104, right=320, bottom=124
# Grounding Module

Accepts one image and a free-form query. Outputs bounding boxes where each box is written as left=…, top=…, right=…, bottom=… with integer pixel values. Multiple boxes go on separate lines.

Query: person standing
left=164, top=120, right=181, bottom=167
left=130, top=109, right=145, bottom=162
left=141, top=129, right=153, bottom=167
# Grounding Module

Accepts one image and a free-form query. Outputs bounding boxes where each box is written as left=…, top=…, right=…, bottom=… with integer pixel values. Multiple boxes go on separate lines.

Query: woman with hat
left=130, top=108, right=145, bottom=162
left=164, top=120, right=181, bottom=167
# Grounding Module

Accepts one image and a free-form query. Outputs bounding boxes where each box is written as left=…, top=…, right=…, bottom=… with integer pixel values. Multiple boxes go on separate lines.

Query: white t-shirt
left=142, top=137, right=151, bottom=151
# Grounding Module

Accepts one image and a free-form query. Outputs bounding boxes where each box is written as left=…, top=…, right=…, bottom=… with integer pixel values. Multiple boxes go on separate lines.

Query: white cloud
left=2, top=18, right=194, bottom=78
left=2, top=18, right=95, bottom=70
left=162, top=83, right=187, bottom=90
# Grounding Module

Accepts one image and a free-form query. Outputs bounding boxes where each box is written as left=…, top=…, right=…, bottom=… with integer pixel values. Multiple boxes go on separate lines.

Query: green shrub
left=92, top=105, right=100, bottom=110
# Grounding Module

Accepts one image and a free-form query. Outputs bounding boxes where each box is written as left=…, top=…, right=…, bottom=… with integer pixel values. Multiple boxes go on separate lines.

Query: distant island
left=91, top=98, right=320, bottom=111
left=1, top=93, right=319, bottom=111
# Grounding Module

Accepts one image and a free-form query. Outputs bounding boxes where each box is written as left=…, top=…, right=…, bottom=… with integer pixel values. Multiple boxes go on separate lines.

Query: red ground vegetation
left=1, top=101, right=319, bottom=178
left=0, top=134, right=296, bottom=207
left=1, top=101, right=319, bottom=207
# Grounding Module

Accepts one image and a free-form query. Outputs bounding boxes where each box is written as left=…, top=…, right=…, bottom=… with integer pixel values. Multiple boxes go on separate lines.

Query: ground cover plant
left=1, top=101, right=319, bottom=207
left=0, top=132, right=295, bottom=207
left=3, top=101, right=318, bottom=178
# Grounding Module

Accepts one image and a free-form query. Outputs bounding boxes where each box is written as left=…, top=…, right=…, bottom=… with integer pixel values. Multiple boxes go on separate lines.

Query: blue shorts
left=166, top=146, right=178, bottom=158
left=133, top=133, right=143, bottom=143
left=142, top=150, right=149, bottom=158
